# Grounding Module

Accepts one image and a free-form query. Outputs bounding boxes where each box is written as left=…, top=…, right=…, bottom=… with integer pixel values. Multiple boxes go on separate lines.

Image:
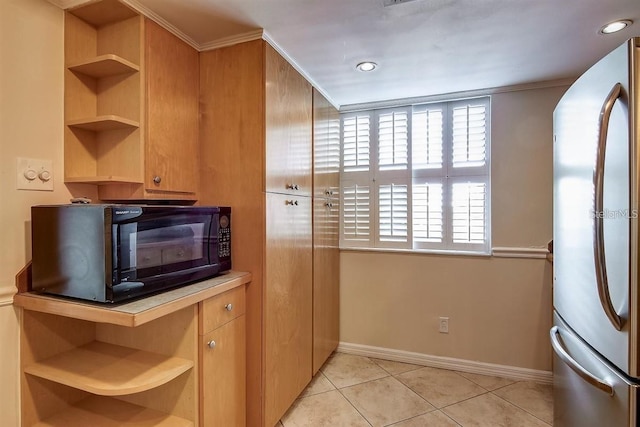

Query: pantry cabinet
left=200, top=39, right=315, bottom=427
left=312, top=89, right=341, bottom=373
left=63, top=0, right=199, bottom=201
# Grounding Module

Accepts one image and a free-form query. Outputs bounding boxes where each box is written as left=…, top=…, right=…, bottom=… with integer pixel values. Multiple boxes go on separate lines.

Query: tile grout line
left=336, top=386, right=374, bottom=427
left=490, top=390, right=553, bottom=426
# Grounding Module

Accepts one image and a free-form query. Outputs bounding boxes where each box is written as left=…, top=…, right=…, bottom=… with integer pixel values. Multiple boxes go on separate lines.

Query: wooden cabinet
left=265, top=193, right=313, bottom=421
left=64, top=0, right=199, bottom=201
left=19, top=308, right=197, bottom=427
left=200, top=40, right=314, bottom=427
left=312, top=90, right=341, bottom=373
left=199, top=287, right=246, bottom=427
left=15, top=271, right=251, bottom=427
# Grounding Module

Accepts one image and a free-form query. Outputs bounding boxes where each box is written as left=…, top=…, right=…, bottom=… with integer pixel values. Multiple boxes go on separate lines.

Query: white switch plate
left=17, top=157, right=54, bottom=191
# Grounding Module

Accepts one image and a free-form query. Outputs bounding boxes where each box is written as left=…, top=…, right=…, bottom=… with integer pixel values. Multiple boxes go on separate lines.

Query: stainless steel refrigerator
left=552, top=37, right=639, bottom=426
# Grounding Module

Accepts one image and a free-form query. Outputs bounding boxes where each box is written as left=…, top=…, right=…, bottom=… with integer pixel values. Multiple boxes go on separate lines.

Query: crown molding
left=340, top=77, right=575, bottom=112
left=262, top=31, right=340, bottom=110
left=200, top=29, right=265, bottom=51
left=47, top=0, right=91, bottom=8
left=121, top=0, right=199, bottom=50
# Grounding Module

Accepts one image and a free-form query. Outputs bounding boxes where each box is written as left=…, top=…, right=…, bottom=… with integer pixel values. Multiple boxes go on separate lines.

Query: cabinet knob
left=285, top=200, right=299, bottom=206
left=207, top=340, right=216, bottom=349
left=225, top=303, right=233, bottom=311
left=325, top=189, right=334, bottom=196
left=153, top=176, right=162, bottom=184
left=325, top=202, right=333, bottom=208
left=286, top=183, right=300, bottom=191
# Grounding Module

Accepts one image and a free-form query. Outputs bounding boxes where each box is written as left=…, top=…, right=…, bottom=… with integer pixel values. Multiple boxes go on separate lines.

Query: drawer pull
left=225, top=303, right=233, bottom=312
left=285, top=200, right=299, bottom=206
left=207, top=340, right=216, bottom=349
left=286, top=183, right=300, bottom=190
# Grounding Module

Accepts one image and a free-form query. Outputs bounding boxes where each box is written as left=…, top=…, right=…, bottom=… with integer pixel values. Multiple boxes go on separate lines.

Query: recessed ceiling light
left=599, top=20, right=632, bottom=34
left=356, top=61, right=378, bottom=72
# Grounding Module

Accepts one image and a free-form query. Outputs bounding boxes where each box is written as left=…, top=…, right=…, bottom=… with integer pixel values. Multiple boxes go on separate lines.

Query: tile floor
left=277, top=352, right=553, bottom=427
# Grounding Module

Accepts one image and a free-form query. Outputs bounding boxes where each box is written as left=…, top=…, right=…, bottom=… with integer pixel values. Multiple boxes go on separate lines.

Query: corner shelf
left=24, top=341, right=193, bottom=396
left=66, top=115, right=140, bottom=132
left=32, top=395, right=193, bottom=427
left=67, top=54, right=139, bottom=78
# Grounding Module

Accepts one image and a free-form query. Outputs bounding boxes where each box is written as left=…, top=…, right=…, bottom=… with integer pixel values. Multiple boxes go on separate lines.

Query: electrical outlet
left=439, top=317, right=449, bottom=334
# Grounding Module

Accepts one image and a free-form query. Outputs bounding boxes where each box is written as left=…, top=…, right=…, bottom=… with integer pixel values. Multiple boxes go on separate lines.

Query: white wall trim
left=337, top=341, right=553, bottom=384
left=0, top=288, right=15, bottom=307
left=491, top=247, right=549, bottom=259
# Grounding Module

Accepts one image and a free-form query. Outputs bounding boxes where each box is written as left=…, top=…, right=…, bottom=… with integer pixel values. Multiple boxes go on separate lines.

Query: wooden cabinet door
left=145, top=19, right=199, bottom=195
left=265, top=45, right=312, bottom=197
left=201, top=316, right=246, bottom=427
left=312, top=195, right=340, bottom=374
left=264, top=192, right=312, bottom=426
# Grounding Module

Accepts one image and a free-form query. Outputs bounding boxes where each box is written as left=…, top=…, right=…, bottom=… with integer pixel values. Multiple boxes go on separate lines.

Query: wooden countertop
left=13, top=270, right=251, bottom=327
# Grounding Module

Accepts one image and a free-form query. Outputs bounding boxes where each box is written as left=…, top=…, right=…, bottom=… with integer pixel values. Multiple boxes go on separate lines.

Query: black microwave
left=31, top=204, right=231, bottom=303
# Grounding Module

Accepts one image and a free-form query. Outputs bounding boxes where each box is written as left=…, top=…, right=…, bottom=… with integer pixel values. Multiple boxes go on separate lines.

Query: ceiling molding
left=121, top=0, right=200, bottom=50
left=262, top=31, right=340, bottom=110
left=47, top=0, right=91, bottom=8
left=340, top=77, right=576, bottom=112
left=200, top=29, right=265, bottom=52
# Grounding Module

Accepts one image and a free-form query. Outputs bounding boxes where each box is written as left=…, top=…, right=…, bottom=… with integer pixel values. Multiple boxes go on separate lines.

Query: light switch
left=17, top=157, right=54, bottom=191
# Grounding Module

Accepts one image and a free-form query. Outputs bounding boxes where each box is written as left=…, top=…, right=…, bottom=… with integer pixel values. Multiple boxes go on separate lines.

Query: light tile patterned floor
left=277, top=352, right=553, bottom=427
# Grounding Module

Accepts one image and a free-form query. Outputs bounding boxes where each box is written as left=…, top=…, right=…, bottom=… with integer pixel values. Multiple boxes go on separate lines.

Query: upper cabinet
left=265, top=45, right=313, bottom=197
left=64, top=0, right=199, bottom=201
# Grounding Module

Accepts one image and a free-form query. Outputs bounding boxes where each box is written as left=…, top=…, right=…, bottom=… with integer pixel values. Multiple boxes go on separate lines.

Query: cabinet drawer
left=200, top=286, right=245, bottom=334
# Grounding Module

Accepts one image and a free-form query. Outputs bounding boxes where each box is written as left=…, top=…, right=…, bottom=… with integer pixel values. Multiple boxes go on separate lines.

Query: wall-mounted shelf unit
left=63, top=0, right=200, bottom=201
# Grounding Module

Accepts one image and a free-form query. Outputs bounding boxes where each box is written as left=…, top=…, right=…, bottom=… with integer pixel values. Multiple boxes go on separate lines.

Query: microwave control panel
left=218, top=214, right=231, bottom=258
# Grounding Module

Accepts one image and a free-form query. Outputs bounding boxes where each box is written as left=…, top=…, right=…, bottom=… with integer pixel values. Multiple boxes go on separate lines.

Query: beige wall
left=340, top=86, right=568, bottom=371
left=0, top=0, right=95, bottom=424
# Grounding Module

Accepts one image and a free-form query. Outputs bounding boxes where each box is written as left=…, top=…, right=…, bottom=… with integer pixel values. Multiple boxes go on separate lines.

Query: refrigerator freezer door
left=552, top=312, right=637, bottom=427
left=553, top=40, right=632, bottom=375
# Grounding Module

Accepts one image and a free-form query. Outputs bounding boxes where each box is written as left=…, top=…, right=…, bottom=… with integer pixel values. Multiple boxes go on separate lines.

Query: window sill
left=339, top=246, right=549, bottom=260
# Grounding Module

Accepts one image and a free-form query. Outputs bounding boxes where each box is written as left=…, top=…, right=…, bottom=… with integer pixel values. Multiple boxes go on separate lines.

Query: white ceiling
left=70, top=0, right=640, bottom=108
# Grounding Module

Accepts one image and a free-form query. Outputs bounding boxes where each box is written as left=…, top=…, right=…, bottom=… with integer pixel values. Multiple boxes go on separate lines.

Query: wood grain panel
left=264, top=193, right=313, bottom=427
left=265, top=44, right=313, bottom=196
left=64, top=12, right=97, bottom=64
left=145, top=18, right=199, bottom=195
left=200, top=316, right=246, bottom=427
left=200, top=285, right=246, bottom=334
left=97, top=16, right=142, bottom=65
left=313, top=88, right=331, bottom=199
left=199, top=39, right=266, bottom=427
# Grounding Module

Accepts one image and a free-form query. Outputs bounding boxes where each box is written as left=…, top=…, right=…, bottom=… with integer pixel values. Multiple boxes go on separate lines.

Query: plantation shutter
left=341, top=112, right=373, bottom=247
left=451, top=181, right=487, bottom=246
left=342, top=115, right=371, bottom=172
left=340, top=97, right=490, bottom=253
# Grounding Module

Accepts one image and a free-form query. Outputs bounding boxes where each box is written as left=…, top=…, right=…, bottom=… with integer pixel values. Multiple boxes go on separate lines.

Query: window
left=340, top=97, right=491, bottom=253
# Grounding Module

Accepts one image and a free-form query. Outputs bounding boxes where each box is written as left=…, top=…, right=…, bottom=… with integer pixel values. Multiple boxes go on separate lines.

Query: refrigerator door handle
left=550, top=326, right=615, bottom=396
left=593, top=82, right=624, bottom=331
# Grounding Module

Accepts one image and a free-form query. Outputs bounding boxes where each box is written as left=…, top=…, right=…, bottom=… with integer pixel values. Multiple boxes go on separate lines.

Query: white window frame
left=339, top=97, right=491, bottom=254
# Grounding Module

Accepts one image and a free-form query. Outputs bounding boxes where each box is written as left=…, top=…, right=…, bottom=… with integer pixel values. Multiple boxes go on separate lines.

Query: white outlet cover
left=17, top=157, right=54, bottom=191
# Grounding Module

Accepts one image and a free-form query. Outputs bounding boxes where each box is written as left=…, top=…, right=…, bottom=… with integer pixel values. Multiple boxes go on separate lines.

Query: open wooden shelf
left=66, top=115, right=139, bottom=132
left=32, top=395, right=193, bottom=427
left=64, top=176, right=143, bottom=185
left=24, top=341, right=193, bottom=396
left=67, top=54, right=139, bottom=78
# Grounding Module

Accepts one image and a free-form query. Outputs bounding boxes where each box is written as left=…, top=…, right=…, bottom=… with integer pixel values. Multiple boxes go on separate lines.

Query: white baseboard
left=337, top=342, right=553, bottom=384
